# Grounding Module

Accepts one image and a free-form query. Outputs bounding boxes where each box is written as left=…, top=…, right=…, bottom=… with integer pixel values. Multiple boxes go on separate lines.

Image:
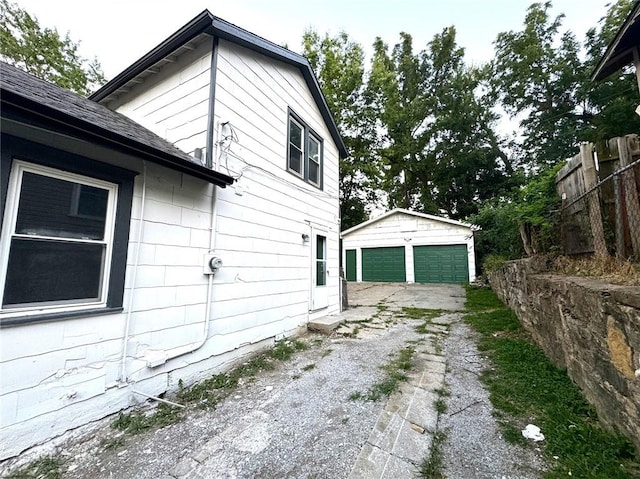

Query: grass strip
left=349, top=345, right=415, bottom=401
left=465, top=285, right=639, bottom=479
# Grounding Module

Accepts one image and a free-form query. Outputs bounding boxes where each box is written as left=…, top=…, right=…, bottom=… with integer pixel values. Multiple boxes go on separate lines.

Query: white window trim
left=0, top=160, right=118, bottom=318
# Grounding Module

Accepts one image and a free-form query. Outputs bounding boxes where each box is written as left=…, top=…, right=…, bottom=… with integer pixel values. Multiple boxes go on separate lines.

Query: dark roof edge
left=90, top=10, right=348, bottom=158
left=592, top=0, right=640, bottom=81
left=90, top=10, right=214, bottom=102
left=2, top=90, right=235, bottom=187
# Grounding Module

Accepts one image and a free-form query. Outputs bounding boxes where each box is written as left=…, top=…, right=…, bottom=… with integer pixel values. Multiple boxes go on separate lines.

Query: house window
left=287, top=110, right=323, bottom=189
left=316, top=235, right=327, bottom=286
left=0, top=135, right=136, bottom=326
left=0, top=161, right=117, bottom=311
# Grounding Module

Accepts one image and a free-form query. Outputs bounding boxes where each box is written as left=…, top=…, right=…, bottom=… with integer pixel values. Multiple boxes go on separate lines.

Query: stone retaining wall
left=487, top=258, right=640, bottom=452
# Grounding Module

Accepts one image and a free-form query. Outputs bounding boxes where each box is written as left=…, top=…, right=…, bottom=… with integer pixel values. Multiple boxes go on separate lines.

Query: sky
left=14, top=0, right=616, bottom=80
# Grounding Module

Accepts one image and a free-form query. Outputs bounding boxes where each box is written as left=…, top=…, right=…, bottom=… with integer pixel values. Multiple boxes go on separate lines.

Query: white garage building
left=341, top=209, right=476, bottom=284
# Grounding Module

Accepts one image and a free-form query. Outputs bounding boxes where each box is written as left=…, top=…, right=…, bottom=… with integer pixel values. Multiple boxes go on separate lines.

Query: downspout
left=119, top=161, right=147, bottom=384
left=146, top=35, right=221, bottom=367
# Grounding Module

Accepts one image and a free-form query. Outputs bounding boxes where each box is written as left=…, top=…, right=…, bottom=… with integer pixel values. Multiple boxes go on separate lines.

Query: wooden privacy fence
left=555, top=134, right=640, bottom=259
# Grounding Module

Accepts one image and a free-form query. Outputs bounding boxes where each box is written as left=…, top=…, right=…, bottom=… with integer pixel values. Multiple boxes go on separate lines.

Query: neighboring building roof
left=89, top=10, right=348, bottom=159
left=592, top=1, right=640, bottom=81
left=1, top=61, right=234, bottom=187
left=341, top=208, right=477, bottom=237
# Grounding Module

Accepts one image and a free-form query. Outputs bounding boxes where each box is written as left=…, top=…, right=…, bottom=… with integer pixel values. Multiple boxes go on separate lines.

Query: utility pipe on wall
left=119, top=161, right=147, bottom=384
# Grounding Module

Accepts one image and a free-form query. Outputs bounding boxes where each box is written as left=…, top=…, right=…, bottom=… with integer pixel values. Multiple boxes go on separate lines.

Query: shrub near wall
left=487, top=258, right=640, bottom=453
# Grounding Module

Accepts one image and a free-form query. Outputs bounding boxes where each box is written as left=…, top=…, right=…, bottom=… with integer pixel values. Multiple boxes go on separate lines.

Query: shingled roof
left=0, top=61, right=234, bottom=187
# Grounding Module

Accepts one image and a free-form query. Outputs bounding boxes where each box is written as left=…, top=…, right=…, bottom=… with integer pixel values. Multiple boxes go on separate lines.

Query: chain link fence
left=559, top=154, right=640, bottom=260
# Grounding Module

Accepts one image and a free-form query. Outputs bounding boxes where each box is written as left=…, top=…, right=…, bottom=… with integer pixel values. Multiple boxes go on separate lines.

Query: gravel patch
left=40, top=318, right=426, bottom=479
left=439, top=319, right=547, bottom=479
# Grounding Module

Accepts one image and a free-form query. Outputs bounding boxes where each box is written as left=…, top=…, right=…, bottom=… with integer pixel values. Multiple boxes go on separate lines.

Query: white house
left=0, top=10, right=345, bottom=460
left=341, top=209, right=476, bottom=284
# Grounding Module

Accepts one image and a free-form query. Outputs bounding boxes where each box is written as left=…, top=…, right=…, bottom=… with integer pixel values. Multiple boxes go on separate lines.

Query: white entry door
left=311, top=233, right=328, bottom=310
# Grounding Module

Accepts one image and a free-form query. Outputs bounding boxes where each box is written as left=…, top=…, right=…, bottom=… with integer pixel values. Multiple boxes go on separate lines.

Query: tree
left=492, top=1, right=584, bottom=168
left=0, top=0, right=105, bottom=96
left=580, top=0, right=640, bottom=143
left=366, top=28, right=516, bottom=219
left=303, top=30, right=378, bottom=230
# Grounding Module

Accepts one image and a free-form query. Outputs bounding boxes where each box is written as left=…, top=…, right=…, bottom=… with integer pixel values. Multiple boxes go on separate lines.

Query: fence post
left=580, top=143, right=608, bottom=257
left=617, top=136, right=640, bottom=259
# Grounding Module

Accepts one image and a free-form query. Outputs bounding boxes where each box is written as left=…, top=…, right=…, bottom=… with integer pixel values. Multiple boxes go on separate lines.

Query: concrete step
left=308, top=315, right=342, bottom=333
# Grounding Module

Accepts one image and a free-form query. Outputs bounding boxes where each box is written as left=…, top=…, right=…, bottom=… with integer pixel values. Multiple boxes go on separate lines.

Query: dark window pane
left=15, top=172, right=108, bottom=240
left=289, top=119, right=302, bottom=148
left=316, top=236, right=326, bottom=260
left=289, top=146, right=302, bottom=174
left=309, top=160, right=319, bottom=184
left=308, top=137, right=319, bottom=161
left=316, top=260, right=326, bottom=286
left=3, top=238, right=105, bottom=306
left=76, top=185, right=108, bottom=219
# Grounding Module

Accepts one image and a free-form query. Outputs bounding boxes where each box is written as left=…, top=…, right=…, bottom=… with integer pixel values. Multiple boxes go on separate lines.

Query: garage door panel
left=413, top=245, right=468, bottom=284
left=362, top=247, right=405, bottom=282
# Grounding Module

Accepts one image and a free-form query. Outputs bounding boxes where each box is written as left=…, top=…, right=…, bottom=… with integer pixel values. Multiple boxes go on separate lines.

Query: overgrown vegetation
left=112, top=402, right=183, bottom=435
left=553, top=255, right=640, bottom=286
left=418, top=430, right=447, bottom=479
left=6, top=455, right=63, bottom=479
left=465, top=285, right=640, bottom=478
left=349, top=346, right=415, bottom=401
left=111, top=338, right=309, bottom=437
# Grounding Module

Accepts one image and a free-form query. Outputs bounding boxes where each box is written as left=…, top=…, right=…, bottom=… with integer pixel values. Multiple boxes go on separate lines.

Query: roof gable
left=341, top=208, right=475, bottom=237
left=1, top=61, right=234, bottom=187
left=89, top=10, right=348, bottom=159
left=592, top=1, right=640, bottom=81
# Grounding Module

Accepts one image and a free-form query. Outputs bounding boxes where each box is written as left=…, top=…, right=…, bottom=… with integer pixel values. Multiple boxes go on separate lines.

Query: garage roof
left=341, top=208, right=477, bottom=237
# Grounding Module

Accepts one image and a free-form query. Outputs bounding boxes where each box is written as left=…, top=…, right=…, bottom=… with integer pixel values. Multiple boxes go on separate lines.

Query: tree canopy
left=305, top=0, right=639, bottom=262
left=0, top=0, right=105, bottom=96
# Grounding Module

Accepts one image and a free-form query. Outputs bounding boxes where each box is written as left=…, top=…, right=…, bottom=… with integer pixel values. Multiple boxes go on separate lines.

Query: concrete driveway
left=8, top=282, right=466, bottom=479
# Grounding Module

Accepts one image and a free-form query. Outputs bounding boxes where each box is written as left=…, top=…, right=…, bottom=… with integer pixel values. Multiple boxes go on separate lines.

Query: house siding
left=0, top=35, right=340, bottom=460
left=342, top=212, right=476, bottom=283
left=108, top=36, right=214, bottom=157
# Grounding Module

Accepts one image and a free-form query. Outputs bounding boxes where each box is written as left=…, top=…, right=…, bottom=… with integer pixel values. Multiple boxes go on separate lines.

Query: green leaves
left=0, top=0, right=105, bottom=96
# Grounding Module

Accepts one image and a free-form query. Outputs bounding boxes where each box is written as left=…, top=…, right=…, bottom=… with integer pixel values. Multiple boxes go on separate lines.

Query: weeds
left=434, top=399, right=448, bottom=414
left=111, top=338, right=309, bottom=437
left=7, top=455, right=63, bottom=479
left=402, top=307, right=447, bottom=320
left=112, top=402, right=183, bottom=435
left=101, top=436, right=126, bottom=451
left=418, top=430, right=447, bottom=479
left=464, top=285, right=640, bottom=479
left=350, top=346, right=415, bottom=401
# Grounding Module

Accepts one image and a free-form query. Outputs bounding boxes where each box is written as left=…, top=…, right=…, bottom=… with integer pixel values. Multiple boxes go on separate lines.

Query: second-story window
left=287, top=110, right=323, bottom=189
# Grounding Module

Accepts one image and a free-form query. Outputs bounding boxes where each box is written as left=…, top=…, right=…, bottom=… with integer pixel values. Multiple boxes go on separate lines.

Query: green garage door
left=362, top=247, right=406, bottom=282
left=345, top=249, right=357, bottom=281
left=413, top=245, right=468, bottom=284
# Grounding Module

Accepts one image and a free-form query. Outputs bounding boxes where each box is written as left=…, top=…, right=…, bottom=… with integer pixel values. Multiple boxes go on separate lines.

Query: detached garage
left=342, top=208, right=476, bottom=284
